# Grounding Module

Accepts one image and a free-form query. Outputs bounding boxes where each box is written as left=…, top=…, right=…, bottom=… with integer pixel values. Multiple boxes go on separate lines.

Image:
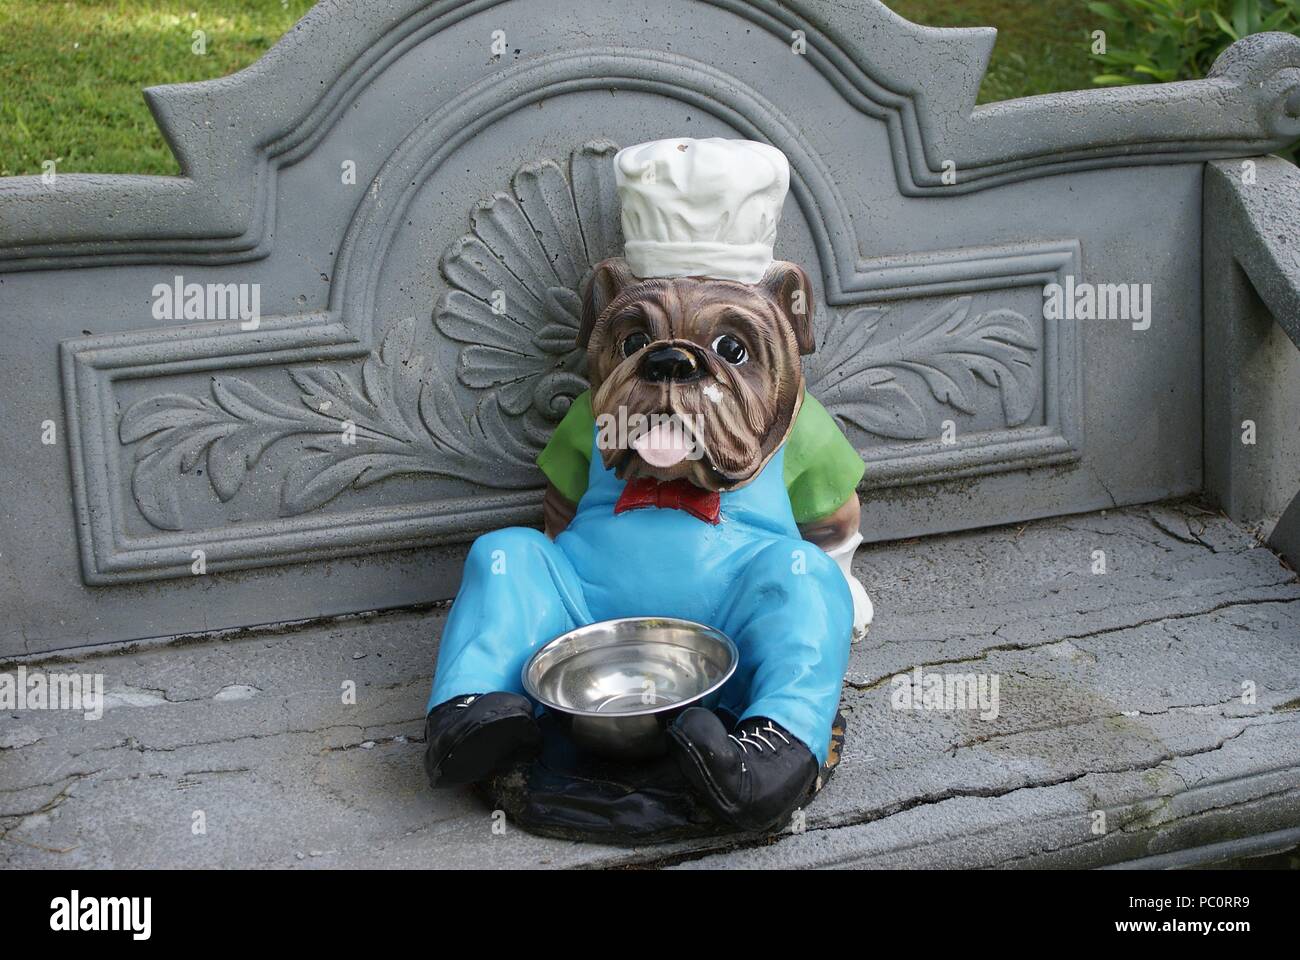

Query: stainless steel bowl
left=522, top=617, right=739, bottom=758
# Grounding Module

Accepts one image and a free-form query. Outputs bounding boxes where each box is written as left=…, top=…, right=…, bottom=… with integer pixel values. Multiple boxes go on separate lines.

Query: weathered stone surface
left=2, top=500, right=1296, bottom=868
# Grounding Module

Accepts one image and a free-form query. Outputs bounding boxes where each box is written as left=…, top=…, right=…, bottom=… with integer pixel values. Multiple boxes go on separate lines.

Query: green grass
left=0, top=0, right=1097, bottom=177
left=0, top=0, right=316, bottom=176
left=890, top=0, right=1098, bottom=102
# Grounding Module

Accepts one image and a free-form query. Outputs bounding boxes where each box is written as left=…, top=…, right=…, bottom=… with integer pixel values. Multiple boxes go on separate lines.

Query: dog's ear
left=579, top=258, right=637, bottom=349
left=762, top=261, right=816, bottom=355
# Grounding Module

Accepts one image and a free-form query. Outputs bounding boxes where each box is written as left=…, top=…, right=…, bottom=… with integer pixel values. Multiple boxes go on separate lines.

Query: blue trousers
left=427, top=525, right=852, bottom=764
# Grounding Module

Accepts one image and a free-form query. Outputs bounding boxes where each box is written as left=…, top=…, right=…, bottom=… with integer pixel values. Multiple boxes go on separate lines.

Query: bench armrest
left=1204, top=156, right=1300, bottom=565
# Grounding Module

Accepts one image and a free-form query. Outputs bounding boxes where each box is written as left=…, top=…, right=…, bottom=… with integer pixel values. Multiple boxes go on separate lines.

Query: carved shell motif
left=435, top=139, right=623, bottom=441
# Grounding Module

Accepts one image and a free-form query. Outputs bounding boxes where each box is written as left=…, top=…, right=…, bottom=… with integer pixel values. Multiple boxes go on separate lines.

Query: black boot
left=423, top=692, right=542, bottom=788
left=668, top=708, right=818, bottom=832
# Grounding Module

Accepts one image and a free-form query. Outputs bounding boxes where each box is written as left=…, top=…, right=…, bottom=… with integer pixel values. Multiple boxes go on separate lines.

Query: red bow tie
left=614, top=477, right=722, bottom=525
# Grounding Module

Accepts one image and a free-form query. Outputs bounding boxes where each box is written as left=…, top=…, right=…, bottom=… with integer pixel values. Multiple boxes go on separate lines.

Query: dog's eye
left=712, top=335, right=748, bottom=365
left=621, top=332, right=651, bottom=358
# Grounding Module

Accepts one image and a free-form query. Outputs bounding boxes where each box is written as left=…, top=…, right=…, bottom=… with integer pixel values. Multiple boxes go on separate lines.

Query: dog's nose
left=639, top=345, right=699, bottom=383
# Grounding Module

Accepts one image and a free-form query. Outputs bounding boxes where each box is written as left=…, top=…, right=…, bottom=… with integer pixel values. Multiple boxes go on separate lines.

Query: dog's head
left=578, top=257, right=815, bottom=492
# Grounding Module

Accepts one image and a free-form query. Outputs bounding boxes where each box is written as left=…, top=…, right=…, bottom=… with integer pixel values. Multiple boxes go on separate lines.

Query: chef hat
left=614, top=138, right=790, bottom=284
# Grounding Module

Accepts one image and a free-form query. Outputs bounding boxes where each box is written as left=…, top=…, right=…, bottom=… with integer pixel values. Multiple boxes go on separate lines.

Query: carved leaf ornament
left=806, top=296, right=1038, bottom=440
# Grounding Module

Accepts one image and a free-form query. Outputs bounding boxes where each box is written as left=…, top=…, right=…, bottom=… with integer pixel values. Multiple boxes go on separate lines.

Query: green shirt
left=537, top=390, right=865, bottom=525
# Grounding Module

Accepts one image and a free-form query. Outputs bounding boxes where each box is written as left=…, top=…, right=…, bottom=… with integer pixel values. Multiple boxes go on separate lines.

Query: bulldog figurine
left=425, top=138, right=872, bottom=832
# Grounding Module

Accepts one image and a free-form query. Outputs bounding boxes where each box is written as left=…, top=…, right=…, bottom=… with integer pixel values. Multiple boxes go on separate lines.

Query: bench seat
left=4, top=500, right=1296, bottom=868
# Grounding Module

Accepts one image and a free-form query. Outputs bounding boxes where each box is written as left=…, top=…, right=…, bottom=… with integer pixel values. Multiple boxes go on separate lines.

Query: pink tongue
left=633, top=421, right=692, bottom=468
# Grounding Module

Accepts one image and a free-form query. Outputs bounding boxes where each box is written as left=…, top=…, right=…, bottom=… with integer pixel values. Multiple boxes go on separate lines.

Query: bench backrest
left=3, top=0, right=1298, bottom=655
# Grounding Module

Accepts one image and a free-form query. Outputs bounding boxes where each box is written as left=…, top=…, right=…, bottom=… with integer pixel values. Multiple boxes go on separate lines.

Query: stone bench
left=2, top=0, right=1298, bottom=867
left=3, top=503, right=1298, bottom=867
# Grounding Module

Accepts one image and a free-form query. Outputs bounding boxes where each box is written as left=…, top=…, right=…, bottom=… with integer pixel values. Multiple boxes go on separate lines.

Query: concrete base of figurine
left=478, top=709, right=846, bottom=844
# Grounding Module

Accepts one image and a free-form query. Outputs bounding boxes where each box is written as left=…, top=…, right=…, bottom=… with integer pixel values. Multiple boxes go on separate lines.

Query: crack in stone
left=865, top=574, right=1300, bottom=654
left=322, top=728, right=425, bottom=752
left=1149, top=514, right=1216, bottom=552
left=176, top=767, right=253, bottom=781
left=1089, top=467, right=1120, bottom=510
left=846, top=595, right=1300, bottom=689
left=945, top=696, right=1258, bottom=752
left=0, top=602, right=448, bottom=671
left=37, top=711, right=429, bottom=765
left=0, top=773, right=94, bottom=851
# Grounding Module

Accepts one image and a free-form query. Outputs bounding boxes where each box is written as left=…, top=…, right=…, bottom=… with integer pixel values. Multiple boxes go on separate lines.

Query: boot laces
left=727, top=721, right=790, bottom=754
